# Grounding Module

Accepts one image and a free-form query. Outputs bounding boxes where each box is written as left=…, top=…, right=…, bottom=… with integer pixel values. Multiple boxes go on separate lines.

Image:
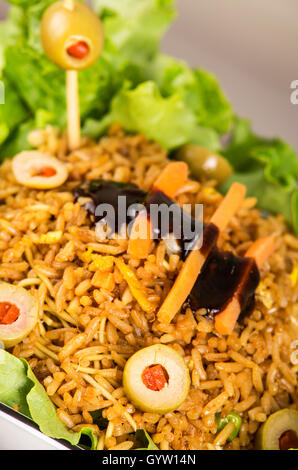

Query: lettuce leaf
left=135, top=429, right=158, bottom=450
left=147, top=54, right=234, bottom=134
left=0, top=349, right=97, bottom=449
left=221, top=118, right=298, bottom=234
left=83, top=81, right=221, bottom=151
left=93, top=0, right=176, bottom=66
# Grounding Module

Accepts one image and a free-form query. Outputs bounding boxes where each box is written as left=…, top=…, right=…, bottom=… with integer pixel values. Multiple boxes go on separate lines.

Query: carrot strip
left=214, top=236, right=275, bottom=335
left=244, top=235, right=275, bottom=269
left=128, top=161, right=188, bottom=259
left=214, top=297, right=241, bottom=337
left=157, top=248, right=208, bottom=324
left=157, top=182, right=247, bottom=324
left=128, top=211, right=152, bottom=259
left=210, top=182, right=246, bottom=232
left=115, top=258, right=155, bottom=314
left=153, top=161, right=189, bottom=198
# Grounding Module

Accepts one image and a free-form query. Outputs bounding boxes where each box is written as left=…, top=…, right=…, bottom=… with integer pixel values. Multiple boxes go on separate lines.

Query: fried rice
left=0, top=123, right=297, bottom=450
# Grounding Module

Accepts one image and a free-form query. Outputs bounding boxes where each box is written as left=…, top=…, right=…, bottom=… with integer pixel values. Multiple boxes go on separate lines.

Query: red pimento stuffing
left=67, top=41, right=89, bottom=59
left=36, top=166, right=57, bottom=177
left=0, top=302, right=20, bottom=325
left=142, top=364, right=168, bottom=391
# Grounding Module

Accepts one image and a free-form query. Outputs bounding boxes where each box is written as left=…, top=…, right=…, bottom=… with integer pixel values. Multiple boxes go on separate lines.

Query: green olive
left=41, top=1, right=104, bottom=70
left=123, top=344, right=190, bottom=414
left=255, top=409, right=298, bottom=450
left=216, top=411, right=242, bottom=441
left=0, top=282, right=39, bottom=347
left=176, top=144, right=233, bottom=184
left=12, top=151, right=68, bottom=189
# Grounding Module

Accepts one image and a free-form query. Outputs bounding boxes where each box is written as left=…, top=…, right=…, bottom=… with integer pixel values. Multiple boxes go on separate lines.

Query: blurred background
left=0, top=0, right=297, bottom=149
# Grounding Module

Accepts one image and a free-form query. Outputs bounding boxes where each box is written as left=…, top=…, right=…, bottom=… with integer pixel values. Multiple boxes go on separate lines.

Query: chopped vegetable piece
left=216, top=411, right=242, bottom=441
left=128, top=162, right=188, bottom=259
left=12, top=151, right=68, bottom=189
left=157, top=182, right=246, bottom=324
left=279, top=430, right=298, bottom=451
left=135, top=429, right=159, bottom=450
left=290, top=261, right=298, bottom=286
left=209, top=182, right=246, bottom=232
left=41, top=1, right=104, bottom=71
left=176, top=144, right=233, bottom=184
left=38, top=231, right=63, bottom=245
left=142, top=364, right=169, bottom=391
left=115, top=258, right=155, bottom=314
left=0, top=282, right=38, bottom=347
left=152, top=161, right=189, bottom=198
left=0, top=302, right=20, bottom=325
left=157, top=246, right=210, bottom=324
left=123, top=344, right=190, bottom=414
left=215, top=236, right=275, bottom=335
left=128, top=211, right=152, bottom=259
left=255, top=409, right=298, bottom=450
left=244, top=235, right=275, bottom=270
left=35, top=167, right=57, bottom=178
left=67, top=41, right=90, bottom=60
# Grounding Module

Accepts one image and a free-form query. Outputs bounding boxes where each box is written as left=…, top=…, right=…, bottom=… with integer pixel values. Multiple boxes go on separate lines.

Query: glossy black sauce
left=200, top=223, right=219, bottom=257
left=187, top=247, right=260, bottom=320
left=145, top=189, right=203, bottom=260
left=74, top=180, right=146, bottom=233
left=74, top=180, right=261, bottom=322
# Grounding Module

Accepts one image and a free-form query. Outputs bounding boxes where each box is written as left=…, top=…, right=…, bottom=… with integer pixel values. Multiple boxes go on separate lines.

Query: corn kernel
left=38, top=230, right=62, bottom=244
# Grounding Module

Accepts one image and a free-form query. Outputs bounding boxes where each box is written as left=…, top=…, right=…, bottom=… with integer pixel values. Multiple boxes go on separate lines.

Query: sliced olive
left=0, top=282, right=39, bottom=347
left=216, top=411, right=242, bottom=441
left=255, top=409, right=298, bottom=450
left=176, top=144, right=233, bottom=184
left=123, top=344, right=190, bottom=414
left=12, top=151, right=68, bottom=189
left=41, top=1, right=104, bottom=70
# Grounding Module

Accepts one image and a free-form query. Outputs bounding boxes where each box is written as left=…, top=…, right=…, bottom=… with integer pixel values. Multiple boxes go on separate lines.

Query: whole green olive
left=41, top=1, right=104, bottom=70
left=176, top=144, right=233, bottom=184
left=255, top=409, right=298, bottom=450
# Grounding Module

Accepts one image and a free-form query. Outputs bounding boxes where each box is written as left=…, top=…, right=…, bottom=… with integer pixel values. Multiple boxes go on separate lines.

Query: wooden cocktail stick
left=41, top=0, right=104, bottom=151
left=66, top=69, right=81, bottom=151
left=64, top=0, right=81, bottom=151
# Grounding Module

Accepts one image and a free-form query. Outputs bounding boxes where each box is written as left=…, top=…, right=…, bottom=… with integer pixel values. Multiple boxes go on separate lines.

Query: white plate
left=0, top=403, right=80, bottom=450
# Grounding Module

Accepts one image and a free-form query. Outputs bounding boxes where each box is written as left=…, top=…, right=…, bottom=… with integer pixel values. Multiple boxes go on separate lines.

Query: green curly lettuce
left=221, top=118, right=298, bottom=234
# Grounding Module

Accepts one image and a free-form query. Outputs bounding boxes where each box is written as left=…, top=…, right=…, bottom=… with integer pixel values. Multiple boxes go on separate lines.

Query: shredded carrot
left=128, top=161, right=189, bottom=259
left=214, top=297, right=242, bottom=336
left=128, top=211, right=152, bottom=259
left=214, top=235, right=275, bottom=335
left=210, top=182, right=246, bottom=232
left=157, top=247, right=207, bottom=324
left=157, top=182, right=247, bottom=325
left=115, top=258, right=156, bottom=314
left=244, top=235, right=275, bottom=270
left=153, top=161, right=189, bottom=198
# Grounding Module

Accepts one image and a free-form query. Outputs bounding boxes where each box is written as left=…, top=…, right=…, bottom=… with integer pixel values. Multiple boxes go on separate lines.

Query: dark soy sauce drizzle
left=187, top=247, right=260, bottom=320
left=74, top=180, right=261, bottom=321
left=145, top=190, right=203, bottom=260
left=74, top=180, right=146, bottom=233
